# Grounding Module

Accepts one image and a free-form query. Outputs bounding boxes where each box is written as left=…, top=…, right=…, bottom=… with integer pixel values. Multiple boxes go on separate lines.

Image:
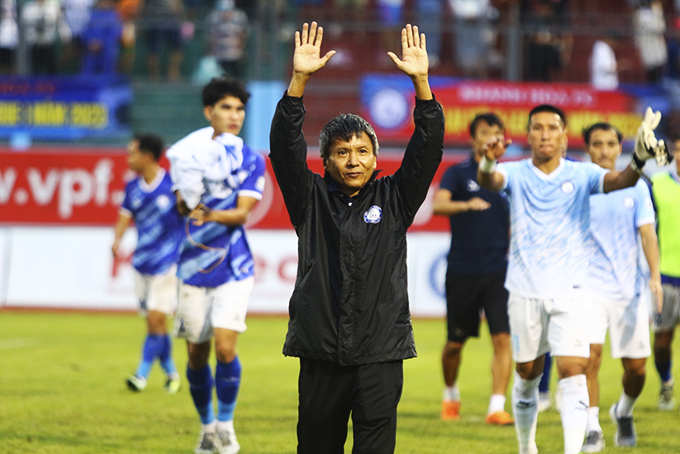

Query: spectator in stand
left=117, top=0, right=139, bottom=74
left=137, top=0, right=184, bottom=81
left=523, top=0, right=572, bottom=82
left=0, top=0, right=17, bottom=74
left=634, top=0, right=667, bottom=85
left=206, top=0, right=249, bottom=79
left=60, top=0, right=94, bottom=72
left=80, top=0, right=122, bottom=75
left=589, top=32, right=621, bottom=91
left=21, top=0, right=71, bottom=75
left=449, top=0, right=493, bottom=78
left=416, top=0, right=444, bottom=67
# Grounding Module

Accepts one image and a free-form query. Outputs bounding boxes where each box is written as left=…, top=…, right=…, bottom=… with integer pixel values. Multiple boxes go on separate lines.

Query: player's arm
left=477, top=138, right=510, bottom=192
left=189, top=195, right=259, bottom=227
left=287, top=21, right=336, bottom=98
left=432, top=189, right=489, bottom=216
left=602, top=166, right=641, bottom=193
left=639, top=223, right=663, bottom=313
left=111, top=211, right=132, bottom=257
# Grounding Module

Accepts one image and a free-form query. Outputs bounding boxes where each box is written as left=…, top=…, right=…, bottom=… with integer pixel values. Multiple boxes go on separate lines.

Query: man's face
left=527, top=112, right=567, bottom=161
left=586, top=128, right=622, bottom=171
left=471, top=121, right=504, bottom=158
left=127, top=139, right=149, bottom=173
left=204, top=95, right=245, bottom=136
left=324, top=131, right=376, bottom=197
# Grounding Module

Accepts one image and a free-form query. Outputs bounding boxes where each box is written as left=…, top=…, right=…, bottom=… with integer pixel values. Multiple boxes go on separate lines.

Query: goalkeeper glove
left=632, top=107, right=672, bottom=173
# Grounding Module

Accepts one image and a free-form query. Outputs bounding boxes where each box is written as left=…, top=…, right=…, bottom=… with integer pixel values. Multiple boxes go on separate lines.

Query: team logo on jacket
left=467, top=179, right=480, bottom=191
left=364, top=205, right=382, bottom=224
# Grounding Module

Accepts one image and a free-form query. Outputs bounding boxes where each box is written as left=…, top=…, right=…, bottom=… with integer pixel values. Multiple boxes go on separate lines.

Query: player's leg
left=509, top=293, right=550, bottom=454
left=483, top=270, right=513, bottom=424
left=210, top=277, right=253, bottom=454
left=127, top=270, right=155, bottom=391
left=298, top=359, right=353, bottom=454
left=653, top=283, right=679, bottom=410
left=441, top=271, right=479, bottom=420
left=582, top=295, right=609, bottom=452
left=550, top=296, right=590, bottom=454
left=146, top=267, right=181, bottom=393
left=351, top=360, right=403, bottom=454
left=175, top=281, right=219, bottom=453
left=538, top=352, right=552, bottom=412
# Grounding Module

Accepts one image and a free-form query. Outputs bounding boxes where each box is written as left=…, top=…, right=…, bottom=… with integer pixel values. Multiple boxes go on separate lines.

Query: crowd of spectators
left=0, top=0, right=679, bottom=87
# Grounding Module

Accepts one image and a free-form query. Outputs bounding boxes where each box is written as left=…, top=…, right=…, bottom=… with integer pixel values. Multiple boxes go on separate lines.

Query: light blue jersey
left=588, top=180, right=655, bottom=301
left=498, top=158, right=607, bottom=298
left=120, top=169, right=184, bottom=275
left=167, top=128, right=266, bottom=288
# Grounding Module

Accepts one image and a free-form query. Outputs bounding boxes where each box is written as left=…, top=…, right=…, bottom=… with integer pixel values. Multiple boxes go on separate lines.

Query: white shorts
left=133, top=266, right=178, bottom=316
left=589, top=294, right=651, bottom=359
left=174, top=277, right=254, bottom=344
left=508, top=292, right=590, bottom=363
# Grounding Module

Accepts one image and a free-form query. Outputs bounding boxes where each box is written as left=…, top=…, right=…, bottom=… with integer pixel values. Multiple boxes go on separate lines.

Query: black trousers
left=297, top=359, right=403, bottom=454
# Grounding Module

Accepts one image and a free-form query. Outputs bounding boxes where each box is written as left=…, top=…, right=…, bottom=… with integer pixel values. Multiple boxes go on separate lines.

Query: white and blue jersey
left=167, top=127, right=266, bottom=288
left=497, top=158, right=607, bottom=298
left=588, top=180, right=655, bottom=302
left=120, top=169, right=184, bottom=275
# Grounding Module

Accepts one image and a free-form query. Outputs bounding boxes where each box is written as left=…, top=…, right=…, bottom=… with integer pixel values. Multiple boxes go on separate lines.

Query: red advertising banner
left=0, top=147, right=463, bottom=231
left=362, top=77, right=642, bottom=147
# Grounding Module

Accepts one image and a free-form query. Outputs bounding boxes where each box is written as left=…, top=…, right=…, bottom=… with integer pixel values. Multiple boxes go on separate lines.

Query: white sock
left=444, top=384, right=460, bottom=402
left=203, top=421, right=217, bottom=433
left=488, top=394, right=507, bottom=414
left=586, top=406, right=601, bottom=433
left=512, top=372, right=541, bottom=454
left=216, top=419, right=234, bottom=432
left=616, top=392, right=638, bottom=418
left=559, top=375, right=589, bottom=454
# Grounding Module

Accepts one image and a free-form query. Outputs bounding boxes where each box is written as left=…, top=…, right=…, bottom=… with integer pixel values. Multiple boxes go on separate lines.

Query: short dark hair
left=582, top=122, right=623, bottom=145
left=319, top=113, right=379, bottom=160
left=134, top=133, right=164, bottom=161
left=202, top=77, right=250, bottom=107
left=528, top=104, right=567, bottom=130
left=469, top=113, right=504, bottom=138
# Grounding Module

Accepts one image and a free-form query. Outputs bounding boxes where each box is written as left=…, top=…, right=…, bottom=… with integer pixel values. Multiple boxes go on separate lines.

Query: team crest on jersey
left=561, top=181, right=575, bottom=194
left=156, top=194, right=170, bottom=208
left=467, top=179, right=481, bottom=192
left=623, top=196, right=635, bottom=209
left=364, top=205, right=382, bottom=224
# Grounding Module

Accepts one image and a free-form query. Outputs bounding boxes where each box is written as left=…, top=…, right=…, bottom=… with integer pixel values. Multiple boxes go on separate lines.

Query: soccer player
left=166, top=77, right=265, bottom=454
left=651, top=134, right=680, bottom=411
left=477, top=105, right=669, bottom=454
left=112, top=133, right=184, bottom=394
left=433, top=112, right=513, bottom=425
left=579, top=122, right=662, bottom=452
left=269, top=22, right=444, bottom=453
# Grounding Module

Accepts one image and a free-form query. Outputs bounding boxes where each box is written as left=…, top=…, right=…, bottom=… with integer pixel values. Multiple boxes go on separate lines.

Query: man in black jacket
left=269, top=21, right=444, bottom=454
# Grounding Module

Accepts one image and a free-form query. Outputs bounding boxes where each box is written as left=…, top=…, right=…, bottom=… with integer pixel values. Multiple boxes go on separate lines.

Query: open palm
left=387, top=24, right=428, bottom=78
left=293, top=22, right=335, bottom=76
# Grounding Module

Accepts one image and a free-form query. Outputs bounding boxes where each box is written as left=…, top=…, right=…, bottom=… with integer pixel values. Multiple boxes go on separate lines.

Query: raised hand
left=484, top=137, right=512, bottom=161
left=288, top=22, right=335, bottom=97
left=387, top=24, right=428, bottom=79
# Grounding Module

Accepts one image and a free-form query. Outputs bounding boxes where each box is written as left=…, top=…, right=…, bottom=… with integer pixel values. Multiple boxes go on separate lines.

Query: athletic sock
left=187, top=365, right=215, bottom=425
left=216, top=357, right=242, bottom=422
left=539, top=353, right=552, bottom=393
left=616, top=392, right=638, bottom=418
left=586, top=406, right=601, bottom=433
left=158, top=334, right=178, bottom=376
left=559, top=375, right=589, bottom=454
left=488, top=394, right=507, bottom=414
left=443, top=384, right=461, bottom=402
left=216, top=419, right=234, bottom=433
left=655, top=360, right=672, bottom=383
left=135, top=334, right=164, bottom=378
left=512, top=372, right=541, bottom=454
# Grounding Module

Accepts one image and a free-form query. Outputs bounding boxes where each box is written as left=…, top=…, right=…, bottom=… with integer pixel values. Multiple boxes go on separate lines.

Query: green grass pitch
left=0, top=311, right=679, bottom=453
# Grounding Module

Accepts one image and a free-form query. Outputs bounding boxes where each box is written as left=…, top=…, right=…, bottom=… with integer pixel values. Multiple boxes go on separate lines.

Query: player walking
left=167, top=77, right=265, bottom=454
left=112, top=133, right=184, bottom=394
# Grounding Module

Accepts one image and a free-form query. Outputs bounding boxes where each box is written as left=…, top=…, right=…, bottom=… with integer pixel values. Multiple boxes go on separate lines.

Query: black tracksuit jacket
left=269, top=93, right=444, bottom=366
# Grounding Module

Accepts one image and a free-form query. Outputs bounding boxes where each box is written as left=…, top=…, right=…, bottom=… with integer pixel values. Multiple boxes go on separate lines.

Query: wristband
left=479, top=156, right=497, bottom=173
left=631, top=153, right=646, bottom=175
